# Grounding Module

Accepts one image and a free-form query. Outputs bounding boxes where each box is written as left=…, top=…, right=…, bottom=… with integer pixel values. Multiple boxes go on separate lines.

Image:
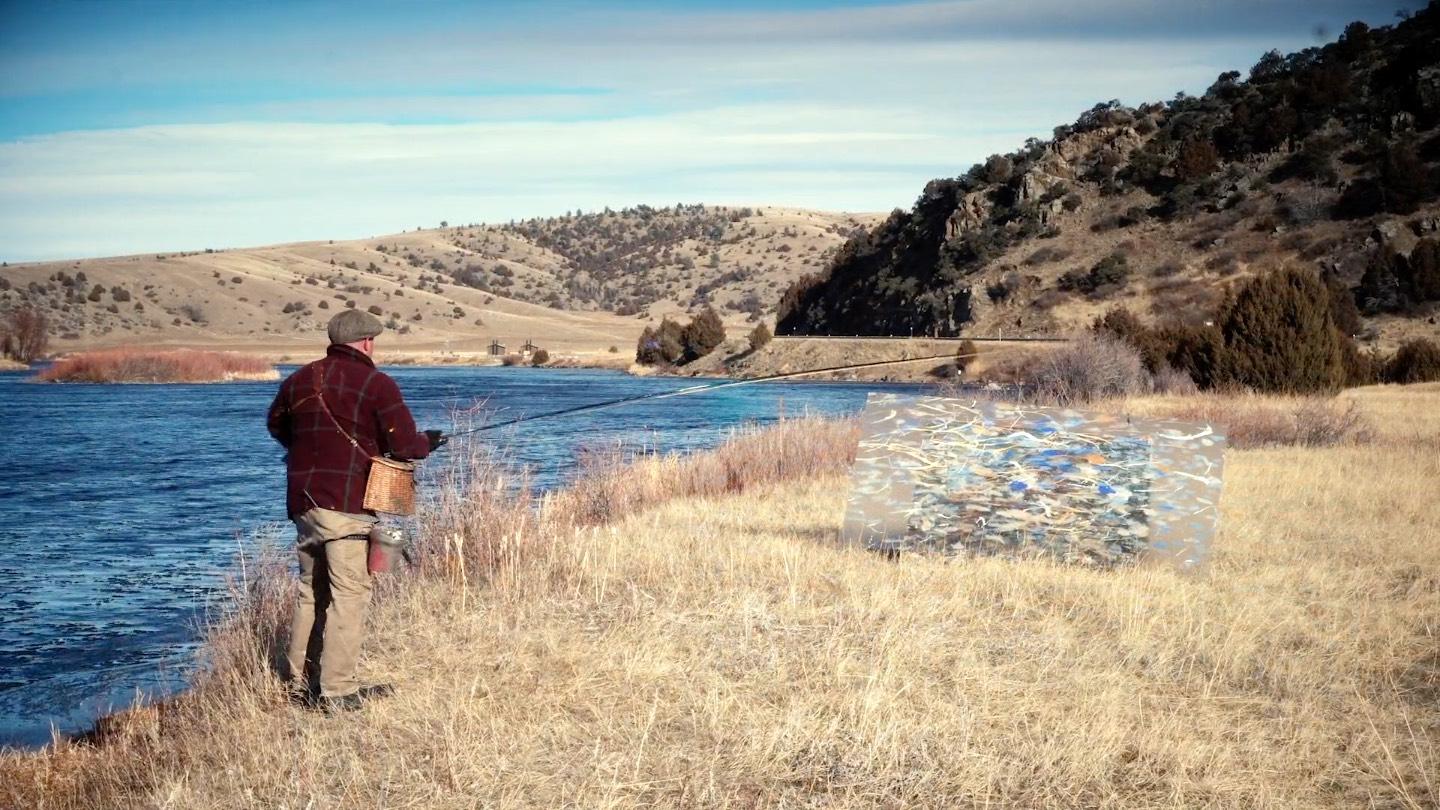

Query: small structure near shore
left=34, top=348, right=279, bottom=384
left=842, top=394, right=1225, bottom=572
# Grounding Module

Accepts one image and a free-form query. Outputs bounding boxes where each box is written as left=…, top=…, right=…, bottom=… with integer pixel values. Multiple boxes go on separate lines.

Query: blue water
left=0, top=365, right=924, bottom=748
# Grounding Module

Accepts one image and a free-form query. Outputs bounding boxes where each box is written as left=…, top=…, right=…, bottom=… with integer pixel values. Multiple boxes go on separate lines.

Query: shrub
left=1155, top=393, right=1370, bottom=449
left=177, top=303, right=206, bottom=324
left=636, top=318, right=685, bottom=365
left=680, top=306, right=725, bottom=362
left=1091, top=307, right=1167, bottom=371
left=2, top=307, right=48, bottom=362
left=1151, top=365, right=1199, bottom=395
left=1384, top=338, right=1440, bottom=384
left=1409, top=238, right=1440, bottom=302
left=1218, top=267, right=1347, bottom=393
left=1174, top=139, right=1220, bottom=182
left=35, top=349, right=273, bottom=383
left=748, top=322, right=772, bottom=352
left=500, top=354, right=524, bottom=366
left=530, top=349, right=551, bottom=366
left=1031, top=333, right=1150, bottom=404
left=1058, top=254, right=1130, bottom=296
left=110, top=286, right=131, bottom=302
left=955, top=338, right=978, bottom=373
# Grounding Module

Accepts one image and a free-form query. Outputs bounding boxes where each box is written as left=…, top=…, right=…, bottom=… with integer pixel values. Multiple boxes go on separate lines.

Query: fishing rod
left=443, top=347, right=1014, bottom=438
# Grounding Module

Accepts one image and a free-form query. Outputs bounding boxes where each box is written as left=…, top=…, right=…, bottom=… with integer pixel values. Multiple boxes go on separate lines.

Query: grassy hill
left=0, top=206, right=876, bottom=358
left=777, top=7, right=1440, bottom=353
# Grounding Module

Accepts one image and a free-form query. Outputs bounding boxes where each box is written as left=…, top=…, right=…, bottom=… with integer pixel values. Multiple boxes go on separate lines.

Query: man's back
left=267, top=343, right=430, bottom=517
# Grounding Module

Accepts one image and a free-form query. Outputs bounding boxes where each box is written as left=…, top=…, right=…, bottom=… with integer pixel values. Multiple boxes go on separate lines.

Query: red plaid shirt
left=267, top=345, right=431, bottom=518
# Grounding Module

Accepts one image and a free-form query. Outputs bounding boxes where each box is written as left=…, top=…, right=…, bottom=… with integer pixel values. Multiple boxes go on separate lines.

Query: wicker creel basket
left=363, top=456, right=418, bottom=515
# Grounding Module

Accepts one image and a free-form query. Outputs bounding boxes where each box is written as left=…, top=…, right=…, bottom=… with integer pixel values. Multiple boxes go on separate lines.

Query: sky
left=0, top=0, right=1424, bottom=261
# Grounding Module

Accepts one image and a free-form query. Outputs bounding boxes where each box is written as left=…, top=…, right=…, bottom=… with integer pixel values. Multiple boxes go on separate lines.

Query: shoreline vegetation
left=3, top=385, right=1437, bottom=807
left=34, top=348, right=279, bottom=384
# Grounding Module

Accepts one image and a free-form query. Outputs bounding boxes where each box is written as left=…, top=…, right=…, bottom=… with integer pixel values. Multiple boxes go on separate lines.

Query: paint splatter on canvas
left=842, top=394, right=1226, bottom=572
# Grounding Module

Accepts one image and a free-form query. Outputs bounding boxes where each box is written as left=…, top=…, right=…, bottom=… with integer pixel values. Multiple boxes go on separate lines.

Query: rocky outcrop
left=946, top=191, right=992, bottom=239
left=1372, top=219, right=1419, bottom=257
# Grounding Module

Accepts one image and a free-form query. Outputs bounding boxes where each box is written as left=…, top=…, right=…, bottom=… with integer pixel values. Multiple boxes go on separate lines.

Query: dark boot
left=310, top=683, right=395, bottom=713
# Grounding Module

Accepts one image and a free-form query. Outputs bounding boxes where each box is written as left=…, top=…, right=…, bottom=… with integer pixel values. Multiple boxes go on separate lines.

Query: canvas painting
left=842, top=394, right=1226, bottom=572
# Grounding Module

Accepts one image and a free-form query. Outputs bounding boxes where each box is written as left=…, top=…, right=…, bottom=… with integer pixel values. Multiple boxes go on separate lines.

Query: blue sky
left=0, top=0, right=1422, bottom=261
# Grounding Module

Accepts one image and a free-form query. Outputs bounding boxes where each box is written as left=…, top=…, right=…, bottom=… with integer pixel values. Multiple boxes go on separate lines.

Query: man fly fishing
left=266, top=310, right=446, bottom=711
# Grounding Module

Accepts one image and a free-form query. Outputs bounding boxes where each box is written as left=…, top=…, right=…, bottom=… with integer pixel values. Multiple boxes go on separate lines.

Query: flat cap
left=327, top=309, right=384, bottom=345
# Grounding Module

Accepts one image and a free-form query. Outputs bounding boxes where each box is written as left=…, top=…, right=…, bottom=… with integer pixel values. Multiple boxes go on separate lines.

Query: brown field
left=2, top=385, right=1437, bottom=808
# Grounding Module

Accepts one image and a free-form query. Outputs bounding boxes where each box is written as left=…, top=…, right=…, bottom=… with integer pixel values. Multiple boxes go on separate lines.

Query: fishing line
left=443, top=346, right=1023, bottom=438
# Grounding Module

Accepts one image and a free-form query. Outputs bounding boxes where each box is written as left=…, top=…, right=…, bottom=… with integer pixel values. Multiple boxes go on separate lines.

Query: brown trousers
left=287, top=508, right=378, bottom=698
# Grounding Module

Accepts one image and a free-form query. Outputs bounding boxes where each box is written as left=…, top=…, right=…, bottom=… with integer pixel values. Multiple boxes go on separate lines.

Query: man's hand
left=424, top=429, right=449, bottom=452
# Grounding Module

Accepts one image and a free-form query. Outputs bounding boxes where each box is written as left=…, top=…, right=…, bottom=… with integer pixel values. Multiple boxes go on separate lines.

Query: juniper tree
left=1384, top=338, right=1440, bottom=384
left=1218, top=266, right=1347, bottom=393
left=680, top=306, right=725, bottom=363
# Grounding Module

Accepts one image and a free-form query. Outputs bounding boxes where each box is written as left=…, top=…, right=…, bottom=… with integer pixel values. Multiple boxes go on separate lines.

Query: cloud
left=0, top=0, right=1422, bottom=259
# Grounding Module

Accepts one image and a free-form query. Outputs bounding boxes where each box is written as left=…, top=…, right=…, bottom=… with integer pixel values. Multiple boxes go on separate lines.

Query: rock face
left=945, top=125, right=1146, bottom=240
left=1053, top=125, right=1143, bottom=166
left=946, top=191, right=993, bottom=238
left=1373, top=220, right=1419, bottom=257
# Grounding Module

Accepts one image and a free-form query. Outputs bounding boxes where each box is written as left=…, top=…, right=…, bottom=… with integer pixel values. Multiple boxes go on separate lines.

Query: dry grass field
left=3, top=385, right=1437, bottom=808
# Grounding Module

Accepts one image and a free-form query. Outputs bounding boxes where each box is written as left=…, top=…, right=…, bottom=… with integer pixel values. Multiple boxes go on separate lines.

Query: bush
left=1058, top=254, right=1130, bottom=296
left=2, top=307, right=48, bottom=362
left=530, top=349, right=551, bottom=366
left=1091, top=307, right=1167, bottom=371
left=500, top=354, right=524, bottom=366
left=1156, top=394, right=1370, bottom=449
left=636, top=318, right=685, bottom=365
left=1218, top=267, right=1347, bottom=393
left=1174, top=139, right=1220, bottom=182
left=748, top=322, right=772, bottom=352
left=367, top=305, right=383, bottom=316
left=177, top=303, right=206, bottom=324
left=955, top=339, right=978, bottom=373
left=35, top=349, right=273, bottom=383
left=1031, top=333, right=1150, bottom=404
left=1384, top=338, right=1440, bottom=384
left=680, top=306, right=725, bottom=362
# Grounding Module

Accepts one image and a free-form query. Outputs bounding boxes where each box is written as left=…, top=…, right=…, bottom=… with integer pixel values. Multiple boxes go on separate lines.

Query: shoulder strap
left=313, top=361, right=374, bottom=458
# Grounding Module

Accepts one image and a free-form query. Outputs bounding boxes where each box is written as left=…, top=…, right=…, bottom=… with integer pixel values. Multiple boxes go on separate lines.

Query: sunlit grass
left=3, top=389, right=1436, bottom=808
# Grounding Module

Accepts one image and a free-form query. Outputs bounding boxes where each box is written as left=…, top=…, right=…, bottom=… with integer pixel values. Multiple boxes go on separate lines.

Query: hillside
left=777, top=7, right=1440, bottom=352
left=0, top=206, right=876, bottom=358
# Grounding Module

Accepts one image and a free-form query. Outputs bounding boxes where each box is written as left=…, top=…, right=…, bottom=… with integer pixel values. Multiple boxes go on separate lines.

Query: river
left=0, top=365, right=927, bottom=748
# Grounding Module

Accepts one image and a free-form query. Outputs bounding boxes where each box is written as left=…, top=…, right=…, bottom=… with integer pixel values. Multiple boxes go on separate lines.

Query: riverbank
left=3, top=385, right=1437, bottom=808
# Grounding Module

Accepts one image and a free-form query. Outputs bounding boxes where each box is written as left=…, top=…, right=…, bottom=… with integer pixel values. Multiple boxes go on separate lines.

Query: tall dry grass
left=3, top=390, right=1437, bottom=808
left=36, top=348, right=277, bottom=383
left=1094, top=390, right=1374, bottom=449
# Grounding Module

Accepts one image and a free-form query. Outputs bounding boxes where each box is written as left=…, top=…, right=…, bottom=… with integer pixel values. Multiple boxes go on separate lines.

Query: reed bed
left=2, top=388, right=1437, bottom=808
left=35, top=348, right=277, bottom=383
